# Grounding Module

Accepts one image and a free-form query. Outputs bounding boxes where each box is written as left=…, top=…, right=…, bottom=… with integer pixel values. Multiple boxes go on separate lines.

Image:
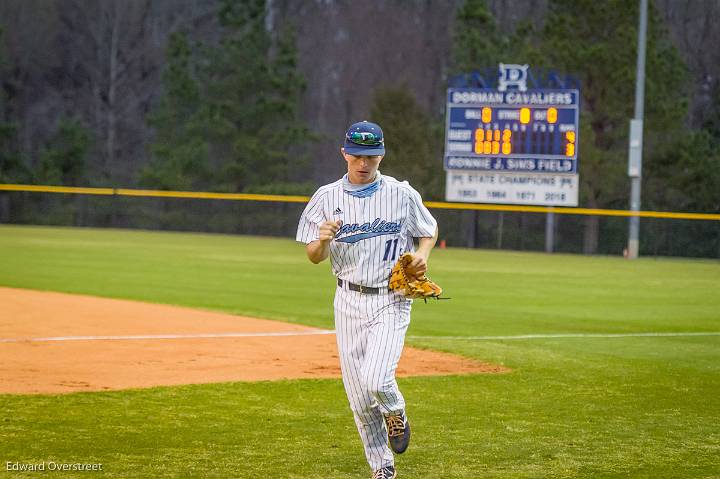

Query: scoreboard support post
left=497, top=212, right=504, bottom=249
left=545, top=211, right=555, bottom=253
left=466, top=210, right=478, bottom=248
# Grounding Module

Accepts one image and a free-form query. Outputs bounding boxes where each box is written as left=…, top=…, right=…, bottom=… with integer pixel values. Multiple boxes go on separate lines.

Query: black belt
left=337, top=278, right=380, bottom=295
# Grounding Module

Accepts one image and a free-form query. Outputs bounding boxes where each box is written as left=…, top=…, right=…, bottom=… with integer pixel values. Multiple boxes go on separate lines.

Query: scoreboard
left=444, top=87, right=580, bottom=206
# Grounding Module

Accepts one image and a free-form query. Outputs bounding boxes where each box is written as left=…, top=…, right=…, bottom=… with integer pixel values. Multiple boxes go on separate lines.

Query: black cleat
left=384, top=411, right=411, bottom=454
left=372, top=466, right=396, bottom=479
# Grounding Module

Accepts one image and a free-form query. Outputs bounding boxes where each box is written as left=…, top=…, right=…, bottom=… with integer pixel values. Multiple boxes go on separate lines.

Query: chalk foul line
left=0, top=330, right=336, bottom=343
left=2, top=331, right=719, bottom=344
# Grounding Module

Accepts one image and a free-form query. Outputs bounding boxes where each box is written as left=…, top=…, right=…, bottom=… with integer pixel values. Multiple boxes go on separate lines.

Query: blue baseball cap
left=343, top=121, right=385, bottom=156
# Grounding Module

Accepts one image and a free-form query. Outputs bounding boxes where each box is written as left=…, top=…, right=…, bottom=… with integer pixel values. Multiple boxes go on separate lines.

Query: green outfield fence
left=1, top=184, right=719, bottom=258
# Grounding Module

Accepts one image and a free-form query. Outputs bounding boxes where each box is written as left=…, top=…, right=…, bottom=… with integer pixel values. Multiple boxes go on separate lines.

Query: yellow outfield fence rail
left=0, top=184, right=310, bottom=204
left=1, top=183, right=719, bottom=221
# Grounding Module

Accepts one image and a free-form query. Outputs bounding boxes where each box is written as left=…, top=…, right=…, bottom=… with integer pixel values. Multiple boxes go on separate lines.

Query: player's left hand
left=388, top=253, right=444, bottom=300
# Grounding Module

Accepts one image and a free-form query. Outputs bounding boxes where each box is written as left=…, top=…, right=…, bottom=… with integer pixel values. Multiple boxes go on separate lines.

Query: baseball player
left=296, top=121, right=438, bottom=479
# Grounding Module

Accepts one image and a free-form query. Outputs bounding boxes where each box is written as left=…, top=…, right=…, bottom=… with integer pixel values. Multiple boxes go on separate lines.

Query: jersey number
left=383, top=238, right=399, bottom=261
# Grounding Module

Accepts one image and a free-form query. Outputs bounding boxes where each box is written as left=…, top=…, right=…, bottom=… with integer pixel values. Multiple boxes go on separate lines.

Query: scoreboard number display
left=444, top=86, right=580, bottom=206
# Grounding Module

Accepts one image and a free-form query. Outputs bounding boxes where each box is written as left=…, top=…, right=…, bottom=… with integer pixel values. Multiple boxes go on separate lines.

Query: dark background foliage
left=0, top=0, right=718, bottom=256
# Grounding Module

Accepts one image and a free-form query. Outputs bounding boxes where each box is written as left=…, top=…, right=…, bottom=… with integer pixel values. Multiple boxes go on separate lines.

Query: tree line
left=0, top=0, right=718, bottom=256
left=371, top=0, right=719, bottom=254
left=0, top=0, right=310, bottom=195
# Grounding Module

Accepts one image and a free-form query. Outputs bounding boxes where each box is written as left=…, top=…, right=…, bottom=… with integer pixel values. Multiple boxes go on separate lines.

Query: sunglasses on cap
left=346, top=131, right=384, bottom=146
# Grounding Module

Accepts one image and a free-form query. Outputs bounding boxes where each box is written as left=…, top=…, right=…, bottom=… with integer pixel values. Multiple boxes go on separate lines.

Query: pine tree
left=145, top=1, right=311, bottom=194
left=141, top=31, right=210, bottom=190
left=531, top=0, right=689, bottom=252
left=0, top=123, right=25, bottom=184
left=370, top=87, right=444, bottom=200
left=451, top=0, right=528, bottom=75
left=0, top=27, right=28, bottom=184
left=37, top=117, right=91, bottom=185
left=205, top=0, right=311, bottom=193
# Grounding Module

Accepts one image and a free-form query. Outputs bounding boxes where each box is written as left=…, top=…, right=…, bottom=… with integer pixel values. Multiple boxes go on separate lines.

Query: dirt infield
left=0, top=287, right=507, bottom=394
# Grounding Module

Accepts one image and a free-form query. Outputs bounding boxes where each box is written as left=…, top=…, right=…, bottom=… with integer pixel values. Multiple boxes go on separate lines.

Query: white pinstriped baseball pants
left=334, top=282, right=412, bottom=471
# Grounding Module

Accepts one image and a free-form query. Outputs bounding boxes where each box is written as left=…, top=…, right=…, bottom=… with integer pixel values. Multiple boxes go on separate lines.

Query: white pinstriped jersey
left=296, top=173, right=437, bottom=288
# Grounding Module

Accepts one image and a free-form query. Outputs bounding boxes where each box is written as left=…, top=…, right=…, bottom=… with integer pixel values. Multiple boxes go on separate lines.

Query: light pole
left=627, top=0, right=648, bottom=259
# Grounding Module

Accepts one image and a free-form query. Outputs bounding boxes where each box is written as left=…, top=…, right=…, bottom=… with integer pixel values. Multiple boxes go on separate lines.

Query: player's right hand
left=406, top=253, right=428, bottom=278
left=319, top=220, right=343, bottom=242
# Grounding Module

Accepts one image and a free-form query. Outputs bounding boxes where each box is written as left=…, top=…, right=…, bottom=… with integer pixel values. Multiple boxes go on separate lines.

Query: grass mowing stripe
left=408, top=331, right=720, bottom=340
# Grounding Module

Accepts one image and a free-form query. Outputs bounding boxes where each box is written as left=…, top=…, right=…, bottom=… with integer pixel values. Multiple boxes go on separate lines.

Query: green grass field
left=0, top=225, right=718, bottom=478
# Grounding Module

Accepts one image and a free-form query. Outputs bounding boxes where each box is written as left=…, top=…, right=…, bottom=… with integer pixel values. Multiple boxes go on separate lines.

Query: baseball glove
left=388, top=253, right=444, bottom=300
